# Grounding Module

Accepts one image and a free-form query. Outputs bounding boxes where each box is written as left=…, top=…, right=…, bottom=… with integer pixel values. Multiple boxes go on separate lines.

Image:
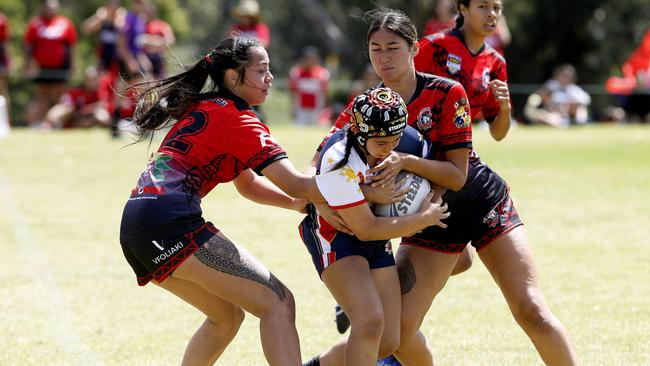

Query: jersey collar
left=451, top=28, right=485, bottom=57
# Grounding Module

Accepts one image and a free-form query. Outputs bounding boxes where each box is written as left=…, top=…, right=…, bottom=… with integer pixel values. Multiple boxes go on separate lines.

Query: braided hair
left=131, top=37, right=261, bottom=140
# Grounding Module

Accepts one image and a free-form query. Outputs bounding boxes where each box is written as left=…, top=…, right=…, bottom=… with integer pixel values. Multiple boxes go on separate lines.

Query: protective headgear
left=349, top=87, right=408, bottom=148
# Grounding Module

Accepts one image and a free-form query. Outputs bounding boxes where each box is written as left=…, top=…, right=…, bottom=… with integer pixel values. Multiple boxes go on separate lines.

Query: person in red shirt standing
left=143, top=2, right=175, bottom=79
left=0, top=11, right=11, bottom=132
left=288, top=46, right=330, bottom=126
left=0, top=12, right=10, bottom=103
left=24, top=0, right=77, bottom=128
left=228, top=0, right=270, bottom=49
left=415, top=0, right=512, bottom=142
left=422, top=0, right=456, bottom=37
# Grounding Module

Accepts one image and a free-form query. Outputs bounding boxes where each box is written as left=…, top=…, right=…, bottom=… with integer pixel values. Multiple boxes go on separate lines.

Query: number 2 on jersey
left=163, top=110, right=208, bottom=155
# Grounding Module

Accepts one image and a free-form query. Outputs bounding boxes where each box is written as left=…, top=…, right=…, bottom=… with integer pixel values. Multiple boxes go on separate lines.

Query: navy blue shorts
left=120, top=222, right=219, bottom=286
left=299, top=207, right=395, bottom=277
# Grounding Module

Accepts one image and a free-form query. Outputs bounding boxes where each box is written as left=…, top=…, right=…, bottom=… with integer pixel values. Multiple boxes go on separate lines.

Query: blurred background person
left=0, top=11, right=11, bottom=135
left=81, top=0, right=125, bottom=78
left=422, top=0, right=456, bottom=36
left=524, top=64, right=591, bottom=127
left=228, top=0, right=269, bottom=48
left=348, top=63, right=381, bottom=103
left=143, top=2, right=175, bottom=79
left=24, top=0, right=77, bottom=129
left=485, top=14, right=511, bottom=55
left=45, top=66, right=110, bottom=129
left=288, top=46, right=330, bottom=126
left=606, top=28, right=650, bottom=123
left=111, top=0, right=151, bottom=137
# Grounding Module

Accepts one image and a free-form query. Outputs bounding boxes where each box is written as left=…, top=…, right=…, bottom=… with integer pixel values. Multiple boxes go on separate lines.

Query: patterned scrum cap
left=349, top=87, right=408, bottom=147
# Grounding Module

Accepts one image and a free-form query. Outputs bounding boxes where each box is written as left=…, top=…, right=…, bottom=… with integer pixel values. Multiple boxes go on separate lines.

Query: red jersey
left=24, top=15, right=77, bottom=69
left=121, top=92, right=287, bottom=242
left=333, top=73, right=471, bottom=158
left=0, top=13, right=9, bottom=69
left=61, top=86, right=100, bottom=110
left=415, top=28, right=507, bottom=123
left=289, top=64, right=330, bottom=110
left=229, top=22, right=270, bottom=48
left=423, top=18, right=454, bottom=37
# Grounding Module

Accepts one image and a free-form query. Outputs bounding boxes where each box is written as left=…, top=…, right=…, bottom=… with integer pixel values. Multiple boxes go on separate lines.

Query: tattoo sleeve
left=194, top=234, right=286, bottom=301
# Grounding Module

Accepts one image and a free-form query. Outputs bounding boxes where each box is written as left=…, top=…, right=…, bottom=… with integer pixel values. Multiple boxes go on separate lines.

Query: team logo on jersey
left=446, top=54, right=462, bottom=75
left=147, top=153, right=173, bottom=182
left=453, top=101, right=471, bottom=129
left=210, top=98, right=228, bottom=106
left=416, top=107, right=433, bottom=130
left=481, top=67, right=491, bottom=89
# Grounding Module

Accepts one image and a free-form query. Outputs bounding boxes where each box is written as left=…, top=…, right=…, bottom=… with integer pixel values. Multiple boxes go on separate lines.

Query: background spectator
left=606, top=29, right=650, bottom=122
left=0, top=11, right=11, bottom=134
left=524, top=64, right=591, bottom=127
left=228, top=0, right=270, bottom=48
left=288, top=46, right=330, bottom=126
left=143, top=2, right=175, bottom=79
left=24, top=0, right=77, bottom=129
left=81, top=0, right=126, bottom=77
left=422, top=0, right=456, bottom=36
left=45, top=66, right=110, bottom=129
left=485, top=14, right=512, bottom=55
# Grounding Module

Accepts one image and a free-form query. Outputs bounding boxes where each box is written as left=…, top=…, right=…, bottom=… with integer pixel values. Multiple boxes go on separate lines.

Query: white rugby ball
left=374, top=172, right=431, bottom=217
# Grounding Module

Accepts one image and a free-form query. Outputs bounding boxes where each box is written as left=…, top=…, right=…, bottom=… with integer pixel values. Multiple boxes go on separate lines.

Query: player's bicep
left=336, top=203, right=378, bottom=236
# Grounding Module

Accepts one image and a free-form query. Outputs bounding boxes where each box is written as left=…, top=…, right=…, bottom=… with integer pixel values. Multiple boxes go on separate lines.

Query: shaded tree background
left=1, top=0, right=649, bottom=122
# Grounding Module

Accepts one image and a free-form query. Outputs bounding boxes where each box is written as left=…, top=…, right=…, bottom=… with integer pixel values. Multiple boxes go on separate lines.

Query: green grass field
left=0, top=122, right=649, bottom=365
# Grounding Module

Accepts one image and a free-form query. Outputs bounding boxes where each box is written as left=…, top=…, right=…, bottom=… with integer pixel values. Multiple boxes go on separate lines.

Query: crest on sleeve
left=446, top=54, right=462, bottom=75
left=453, top=98, right=471, bottom=129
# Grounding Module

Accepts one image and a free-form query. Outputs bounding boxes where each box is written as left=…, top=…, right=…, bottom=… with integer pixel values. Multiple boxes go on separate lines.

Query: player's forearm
left=402, top=154, right=467, bottom=191
left=489, top=107, right=511, bottom=141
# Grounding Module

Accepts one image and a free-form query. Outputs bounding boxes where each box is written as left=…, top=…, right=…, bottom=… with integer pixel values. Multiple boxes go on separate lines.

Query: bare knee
left=257, top=286, right=296, bottom=321
left=350, top=308, right=385, bottom=342
left=207, top=307, right=245, bottom=340
left=511, top=295, right=557, bottom=334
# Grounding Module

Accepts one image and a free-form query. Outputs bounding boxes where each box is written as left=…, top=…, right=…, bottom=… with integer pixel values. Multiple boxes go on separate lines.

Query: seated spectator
left=524, top=64, right=591, bottom=127
left=45, top=67, right=110, bottom=129
left=24, top=0, right=78, bottom=128
left=288, top=46, right=330, bottom=126
left=422, top=0, right=456, bottom=36
left=606, top=29, right=650, bottom=122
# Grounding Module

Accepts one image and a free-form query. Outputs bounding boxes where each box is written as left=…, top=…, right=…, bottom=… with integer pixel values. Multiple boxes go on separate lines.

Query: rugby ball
left=374, top=172, right=431, bottom=217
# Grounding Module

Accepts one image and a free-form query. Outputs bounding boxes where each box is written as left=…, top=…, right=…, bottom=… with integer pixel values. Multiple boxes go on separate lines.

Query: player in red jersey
left=24, top=0, right=78, bottom=128
left=120, top=37, right=331, bottom=366
left=415, top=0, right=512, bottom=142
left=362, top=8, right=577, bottom=366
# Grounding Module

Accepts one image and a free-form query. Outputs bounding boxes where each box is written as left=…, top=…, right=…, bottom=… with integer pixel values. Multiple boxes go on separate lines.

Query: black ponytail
left=454, top=0, right=471, bottom=28
left=330, top=127, right=357, bottom=172
left=131, top=37, right=262, bottom=140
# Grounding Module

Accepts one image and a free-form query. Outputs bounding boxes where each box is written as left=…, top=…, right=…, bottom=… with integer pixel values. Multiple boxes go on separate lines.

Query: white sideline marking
left=0, top=169, right=103, bottom=364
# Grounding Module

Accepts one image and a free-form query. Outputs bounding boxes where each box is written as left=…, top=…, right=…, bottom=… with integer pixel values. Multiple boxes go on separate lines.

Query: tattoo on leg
left=397, top=254, right=416, bottom=295
left=194, top=235, right=286, bottom=301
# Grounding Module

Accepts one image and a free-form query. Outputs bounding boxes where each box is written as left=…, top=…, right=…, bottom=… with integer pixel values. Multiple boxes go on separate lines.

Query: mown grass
left=0, top=121, right=648, bottom=365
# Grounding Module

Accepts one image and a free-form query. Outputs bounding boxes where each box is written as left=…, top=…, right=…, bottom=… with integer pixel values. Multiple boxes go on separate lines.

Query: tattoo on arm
left=194, top=234, right=286, bottom=301
left=397, top=254, right=416, bottom=295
